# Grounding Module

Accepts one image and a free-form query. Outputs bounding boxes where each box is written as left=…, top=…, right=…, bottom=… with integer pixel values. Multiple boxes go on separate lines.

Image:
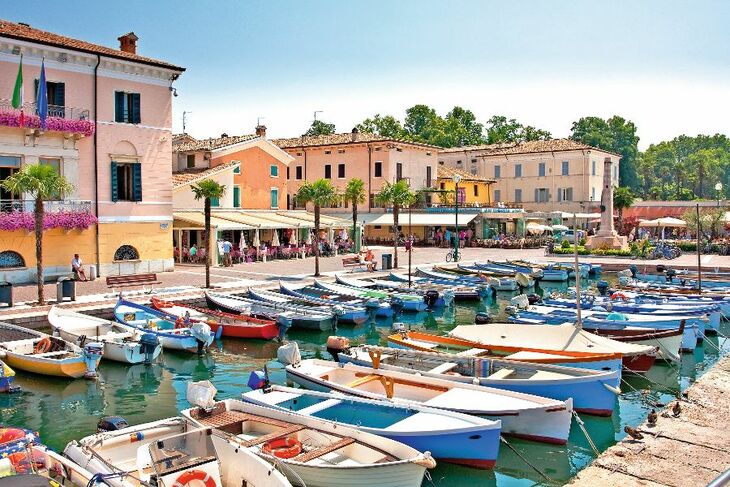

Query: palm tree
left=1, top=164, right=73, bottom=304
left=191, top=179, right=226, bottom=288
left=343, top=178, right=366, bottom=244
left=375, top=180, right=416, bottom=268
left=295, top=179, right=339, bottom=277
left=613, top=186, right=635, bottom=235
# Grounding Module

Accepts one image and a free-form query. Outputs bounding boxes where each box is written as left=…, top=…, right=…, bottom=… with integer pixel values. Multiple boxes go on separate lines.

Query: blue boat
left=113, top=299, right=214, bottom=353
left=242, top=382, right=502, bottom=469
left=279, top=281, right=392, bottom=318
left=314, top=280, right=429, bottom=312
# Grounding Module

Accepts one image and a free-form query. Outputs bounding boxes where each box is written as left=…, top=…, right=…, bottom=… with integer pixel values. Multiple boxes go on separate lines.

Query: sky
left=6, top=0, right=730, bottom=148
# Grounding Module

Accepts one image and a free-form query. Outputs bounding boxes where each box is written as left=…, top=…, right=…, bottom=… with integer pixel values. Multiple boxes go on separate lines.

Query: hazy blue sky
left=7, top=1, right=730, bottom=147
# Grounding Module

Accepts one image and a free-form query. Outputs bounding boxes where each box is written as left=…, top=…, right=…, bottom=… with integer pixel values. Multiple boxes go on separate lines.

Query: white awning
left=365, top=213, right=479, bottom=226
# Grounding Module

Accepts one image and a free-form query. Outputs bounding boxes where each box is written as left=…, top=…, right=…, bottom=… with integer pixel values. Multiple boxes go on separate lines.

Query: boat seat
left=298, top=398, right=342, bottom=416
left=347, top=374, right=383, bottom=388
left=456, top=348, right=487, bottom=357
left=487, top=368, right=515, bottom=380
left=243, top=425, right=305, bottom=448
left=294, top=437, right=355, bottom=463
left=427, top=362, right=458, bottom=374
left=33, top=351, right=72, bottom=358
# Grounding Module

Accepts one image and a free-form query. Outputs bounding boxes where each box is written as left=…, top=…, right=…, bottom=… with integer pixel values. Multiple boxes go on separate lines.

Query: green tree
left=613, top=186, right=635, bottom=235
left=191, top=179, right=226, bottom=288
left=343, top=178, right=366, bottom=242
left=295, top=179, right=340, bottom=276
left=682, top=207, right=725, bottom=239
left=375, top=180, right=416, bottom=268
left=305, top=119, right=336, bottom=136
left=403, top=104, right=443, bottom=144
left=1, top=163, right=73, bottom=304
left=439, top=106, right=485, bottom=147
left=485, top=115, right=551, bottom=144
left=355, top=114, right=406, bottom=139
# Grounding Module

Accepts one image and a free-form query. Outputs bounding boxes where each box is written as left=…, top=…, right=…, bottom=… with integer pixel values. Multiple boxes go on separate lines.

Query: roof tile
left=437, top=166, right=495, bottom=183
left=172, top=160, right=240, bottom=189
left=272, top=132, right=440, bottom=150
left=173, top=134, right=259, bottom=152
left=438, top=138, right=620, bottom=157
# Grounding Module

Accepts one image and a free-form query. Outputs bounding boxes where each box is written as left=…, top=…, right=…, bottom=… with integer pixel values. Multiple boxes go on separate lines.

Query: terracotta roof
left=438, top=139, right=621, bottom=158
left=0, top=19, right=184, bottom=71
left=173, top=134, right=260, bottom=152
left=272, top=132, right=440, bottom=150
left=172, top=160, right=240, bottom=189
left=437, top=166, right=496, bottom=183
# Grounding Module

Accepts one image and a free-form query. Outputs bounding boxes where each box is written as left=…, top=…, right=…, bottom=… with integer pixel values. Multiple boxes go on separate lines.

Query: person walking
left=445, top=228, right=452, bottom=249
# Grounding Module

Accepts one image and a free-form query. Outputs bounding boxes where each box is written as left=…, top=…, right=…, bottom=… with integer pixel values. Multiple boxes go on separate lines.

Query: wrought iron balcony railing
left=0, top=99, right=94, bottom=136
left=0, top=199, right=92, bottom=214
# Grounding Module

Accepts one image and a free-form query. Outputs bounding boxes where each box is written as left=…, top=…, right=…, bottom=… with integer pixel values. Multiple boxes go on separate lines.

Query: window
left=111, top=162, right=141, bottom=202
left=40, top=157, right=61, bottom=175
left=396, top=163, right=403, bottom=181
left=35, top=80, right=65, bottom=116
left=592, top=160, right=596, bottom=176
left=233, top=186, right=241, bottom=208
left=113, top=245, right=139, bottom=261
left=538, top=162, right=546, bottom=177
left=515, top=188, right=522, bottom=203
left=210, top=196, right=220, bottom=207
left=535, top=188, right=549, bottom=202
left=286, top=167, right=290, bottom=180
left=186, top=154, right=195, bottom=169
left=456, top=160, right=462, bottom=165
left=494, top=165, right=501, bottom=178
left=396, top=147, right=403, bottom=152
left=296, top=166, right=303, bottom=180
left=426, top=152, right=432, bottom=156
left=440, top=182, right=445, bottom=190
left=270, top=165, right=279, bottom=177
left=0, top=250, right=24, bottom=269
left=324, top=150, right=331, bottom=155
left=324, top=165, right=332, bottom=179
left=591, top=187, right=596, bottom=201
left=0, top=156, right=20, bottom=201
left=556, top=187, right=573, bottom=201
left=494, top=189, right=501, bottom=202
left=114, top=91, right=141, bottom=124
left=515, top=164, right=522, bottom=177
left=232, top=161, right=241, bottom=174
left=438, top=160, right=444, bottom=165
left=561, top=161, right=569, bottom=176
left=473, top=184, right=479, bottom=197
left=338, top=163, right=345, bottom=178
left=338, top=149, right=345, bottom=154
left=296, top=152, right=302, bottom=157
left=471, top=158, right=477, bottom=163
left=426, top=166, right=432, bottom=187
left=374, top=162, right=383, bottom=177
left=270, top=188, right=279, bottom=208
left=374, top=147, right=382, bottom=152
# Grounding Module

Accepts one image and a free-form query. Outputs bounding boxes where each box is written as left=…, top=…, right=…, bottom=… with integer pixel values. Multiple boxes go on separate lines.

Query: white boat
left=2, top=443, right=99, bottom=486
left=287, top=358, right=574, bottom=445
left=182, top=382, right=436, bottom=487
left=64, top=416, right=293, bottom=487
left=49, top=306, right=162, bottom=365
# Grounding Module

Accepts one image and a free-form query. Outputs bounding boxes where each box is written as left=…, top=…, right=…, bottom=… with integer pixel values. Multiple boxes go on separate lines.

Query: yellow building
left=436, top=166, right=496, bottom=207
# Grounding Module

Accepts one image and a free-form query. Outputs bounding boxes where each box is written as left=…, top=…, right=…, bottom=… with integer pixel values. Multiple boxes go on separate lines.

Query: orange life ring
left=174, top=317, right=186, bottom=329
left=173, top=469, right=216, bottom=487
left=610, top=292, right=629, bottom=301
left=262, top=436, right=302, bottom=459
left=34, top=338, right=52, bottom=354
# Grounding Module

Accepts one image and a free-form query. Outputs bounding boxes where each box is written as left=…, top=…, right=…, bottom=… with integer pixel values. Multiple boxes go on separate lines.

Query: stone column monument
left=586, top=157, right=628, bottom=250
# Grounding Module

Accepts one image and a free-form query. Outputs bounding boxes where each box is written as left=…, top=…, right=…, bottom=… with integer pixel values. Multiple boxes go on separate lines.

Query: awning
left=365, top=213, right=479, bottom=226
left=283, top=211, right=351, bottom=228
left=216, top=211, right=309, bottom=229
left=639, top=217, right=687, bottom=228
left=558, top=212, right=602, bottom=219
left=173, top=212, right=254, bottom=230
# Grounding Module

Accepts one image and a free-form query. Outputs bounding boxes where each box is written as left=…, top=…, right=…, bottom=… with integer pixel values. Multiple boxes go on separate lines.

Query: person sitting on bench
left=71, top=254, right=87, bottom=281
left=358, top=250, right=376, bottom=272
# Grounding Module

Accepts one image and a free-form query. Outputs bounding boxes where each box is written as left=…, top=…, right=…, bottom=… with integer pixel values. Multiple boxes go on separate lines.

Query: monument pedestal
left=586, top=234, right=628, bottom=250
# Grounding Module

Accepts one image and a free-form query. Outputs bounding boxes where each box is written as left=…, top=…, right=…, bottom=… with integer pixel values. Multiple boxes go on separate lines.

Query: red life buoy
left=174, top=317, right=185, bottom=329
left=173, top=469, right=216, bottom=487
left=610, top=292, right=629, bottom=301
left=262, top=436, right=302, bottom=459
left=34, top=338, right=52, bottom=354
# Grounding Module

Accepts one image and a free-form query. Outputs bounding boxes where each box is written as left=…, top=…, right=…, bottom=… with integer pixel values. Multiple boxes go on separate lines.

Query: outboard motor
left=332, top=306, right=344, bottom=332
left=97, top=416, right=129, bottom=433
left=475, top=284, right=491, bottom=299
left=423, top=290, right=440, bottom=309
left=82, top=342, right=104, bottom=379
left=474, top=312, right=491, bottom=324
left=247, top=370, right=269, bottom=390
left=325, top=336, right=350, bottom=362
left=442, top=290, right=456, bottom=307
left=276, top=315, right=292, bottom=341
left=139, top=333, right=160, bottom=365
left=277, top=341, right=302, bottom=366
left=656, top=264, right=666, bottom=274
left=527, top=294, right=541, bottom=305
left=596, top=280, right=610, bottom=296
left=391, top=298, right=405, bottom=315
left=190, top=322, right=212, bottom=355
left=666, top=269, right=677, bottom=282
left=365, top=299, right=380, bottom=324
left=629, top=264, right=638, bottom=278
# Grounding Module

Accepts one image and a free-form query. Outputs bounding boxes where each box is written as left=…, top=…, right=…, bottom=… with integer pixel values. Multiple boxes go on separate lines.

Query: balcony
left=0, top=99, right=94, bottom=137
left=1, top=199, right=92, bottom=213
left=0, top=199, right=96, bottom=232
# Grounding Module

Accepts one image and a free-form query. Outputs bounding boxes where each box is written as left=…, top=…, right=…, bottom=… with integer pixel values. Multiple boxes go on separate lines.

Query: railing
left=0, top=199, right=92, bottom=213
left=0, top=98, right=94, bottom=136
left=0, top=99, right=90, bottom=121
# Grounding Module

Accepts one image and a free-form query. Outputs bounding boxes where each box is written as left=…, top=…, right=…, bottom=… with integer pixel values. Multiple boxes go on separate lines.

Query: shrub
left=579, top=237, right=587, bottom=246
left=560, top=239, right=571, bottom=249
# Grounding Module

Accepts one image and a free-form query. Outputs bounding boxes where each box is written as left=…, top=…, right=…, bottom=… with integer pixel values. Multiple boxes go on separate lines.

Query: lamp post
left=715, top=182, right=723, bottom=207
left=407, top=203, right=413, bottom=287
left=453, top=174, right=462, bottom=261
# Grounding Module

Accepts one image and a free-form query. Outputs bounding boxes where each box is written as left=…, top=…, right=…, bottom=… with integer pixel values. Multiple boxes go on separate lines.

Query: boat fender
left=277, top=341, right=302, bottom=366
left=527, top=294, right=541, bottom=305
left=34, top=338, right=52, bottom=355
left=262, top=437, right=302, bottom=459
left=603, top=383, right=621, bottom=395
left=97, top=416, right=129, bottom=433
left=173, top=469, right=217, bottom=487
left=247, top=370, right=269, bottom=390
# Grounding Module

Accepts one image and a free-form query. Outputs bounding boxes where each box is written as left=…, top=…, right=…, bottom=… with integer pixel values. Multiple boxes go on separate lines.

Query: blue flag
left=37, top=59, right=48, bottom=129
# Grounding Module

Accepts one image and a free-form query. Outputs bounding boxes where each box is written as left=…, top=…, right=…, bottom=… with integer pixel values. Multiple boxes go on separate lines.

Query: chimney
left=118, top=32, right=139, bottom=54
left=255, top=124, right=267, bottom=138
left=351, top=126, right=359, bottom=142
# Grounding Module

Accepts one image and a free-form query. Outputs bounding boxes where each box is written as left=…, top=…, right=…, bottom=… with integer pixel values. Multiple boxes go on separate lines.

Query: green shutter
left=54, top=82, right=65, bottom=106
left=131, top=93, right=141, bottom=123
left=111, top=162, right=119, bottom=202
left=132, top=163, right=142, bottom=201
left=271, top=189, right=278, bottom=208
left=211, top=197, right=220, bottom=207
left=114, top=92, right=125, bottom=122
left=233, top=187, right=240, bottom=207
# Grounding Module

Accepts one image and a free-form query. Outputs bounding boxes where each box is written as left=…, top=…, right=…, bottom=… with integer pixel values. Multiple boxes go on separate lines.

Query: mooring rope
left=499, top=435, right=556, bottom=485
left=571, top=410, right=600, bottom=456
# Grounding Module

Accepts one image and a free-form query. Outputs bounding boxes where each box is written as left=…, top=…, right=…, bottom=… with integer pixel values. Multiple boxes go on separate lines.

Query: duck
left=647, top=409, right=658, bottom=426
left=672, top=401, right=682, bottom=417
left=624, top=426, right=644, bottom=440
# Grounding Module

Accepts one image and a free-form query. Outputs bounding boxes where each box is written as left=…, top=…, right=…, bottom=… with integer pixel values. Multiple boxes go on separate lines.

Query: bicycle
left=445, top=249, right=461, bottom=262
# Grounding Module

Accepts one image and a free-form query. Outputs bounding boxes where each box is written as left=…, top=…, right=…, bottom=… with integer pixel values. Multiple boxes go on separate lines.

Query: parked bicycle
left=648, top=241, right=682, bottom=260
left=445, top=248, right=461, bottom=262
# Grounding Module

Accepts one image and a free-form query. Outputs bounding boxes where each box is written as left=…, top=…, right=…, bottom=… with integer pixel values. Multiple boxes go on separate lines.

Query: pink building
left=0, top=19, right=184, bottom=282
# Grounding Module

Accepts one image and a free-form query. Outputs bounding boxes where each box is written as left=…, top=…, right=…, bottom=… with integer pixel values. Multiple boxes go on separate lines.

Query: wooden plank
left=242, top=425, right=305, bottom=448
left=294, top=437, right=355, bottom=463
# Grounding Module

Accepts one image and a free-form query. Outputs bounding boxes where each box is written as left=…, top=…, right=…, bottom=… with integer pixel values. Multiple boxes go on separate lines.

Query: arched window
left=0, top=251, right=25, bottom=269
left=113, top=245, right=139, bottom=261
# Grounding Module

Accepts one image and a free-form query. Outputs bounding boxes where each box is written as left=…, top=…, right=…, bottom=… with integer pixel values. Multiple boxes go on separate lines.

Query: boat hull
left=3, top=352, right=100, bottom=379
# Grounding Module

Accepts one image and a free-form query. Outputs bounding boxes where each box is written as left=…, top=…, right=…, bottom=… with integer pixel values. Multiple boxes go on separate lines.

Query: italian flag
left=11, top=54, right=24, bottom=127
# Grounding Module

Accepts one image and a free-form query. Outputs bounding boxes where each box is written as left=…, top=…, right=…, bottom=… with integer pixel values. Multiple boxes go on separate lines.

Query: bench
left=342, top=257, right=376, bottom=273
left=106, top=273, right=160, bottom=291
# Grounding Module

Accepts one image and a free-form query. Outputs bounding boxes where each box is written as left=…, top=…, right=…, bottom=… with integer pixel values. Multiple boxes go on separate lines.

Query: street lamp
left=715, top=182, right=723, bottom=207
left=453, top=174, right=462, bottom=262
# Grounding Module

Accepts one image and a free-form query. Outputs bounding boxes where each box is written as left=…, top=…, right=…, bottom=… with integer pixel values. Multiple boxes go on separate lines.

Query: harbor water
left=0, top=278, right=728, bottom=486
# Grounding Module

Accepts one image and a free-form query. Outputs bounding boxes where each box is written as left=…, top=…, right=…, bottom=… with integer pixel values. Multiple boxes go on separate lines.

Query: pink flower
left=0, top=110, right=95, bottom=137
left=0, top=210, right=97, bottom=231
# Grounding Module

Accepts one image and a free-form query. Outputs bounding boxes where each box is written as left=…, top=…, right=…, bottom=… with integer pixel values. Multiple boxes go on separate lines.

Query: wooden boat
left=612, top=287, right=730, bottom=317
left=49, top=306, right=162, bottom=364
left=261, top=284, right=374, bottom=323
left=287, top=358, right=574, bottom=445
left=581, top=324, right=684, bottom=363
left=479, top=261, right=544, bottom=279
left=182, top=386, right=436, bottom=487
left=114, top=300, right=214, bottom=353
left=64, top=416, right=293, bottom=487
left=3, top=442, right=99, bottom=486
left=420, top=266, right=529, bottom=292
left=349, top=273, right=480, bottom=302
left=448, top=323, right=658, bottom=373
left=206, top=291, right=335, bottom=331
left=338, top=344, right=620, bottom=416
left=242, top=383, right=502, bottom=469
left=314, top=280, right=429, bottom=312
left=388, top=329, right=624, bottom=373
left=0, top=321, right=102, bottom=379
left=280, top=281, right=394, bottom=317
left=150, top=297, right=280, bottom=340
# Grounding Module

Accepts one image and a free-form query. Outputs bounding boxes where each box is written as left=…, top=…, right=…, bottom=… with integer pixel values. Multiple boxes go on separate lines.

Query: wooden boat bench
left=427, top=362, right=458, bottom=374
left=294, top=437, right=355, bottom=463
left=342, top=257, right=376, bottom=272
left=106, top=273, right=160, bottom=291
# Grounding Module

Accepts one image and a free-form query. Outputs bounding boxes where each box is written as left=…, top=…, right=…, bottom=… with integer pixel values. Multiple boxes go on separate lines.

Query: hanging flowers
left=0, top=210, right=97, bottom=231
left=0, top=109, right=95, bottom=137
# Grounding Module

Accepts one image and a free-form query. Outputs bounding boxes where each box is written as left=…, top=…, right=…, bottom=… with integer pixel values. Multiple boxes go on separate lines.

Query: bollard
left=0, top=281, right=13, bottom=308
left=56, top=277, right=77, bottom=302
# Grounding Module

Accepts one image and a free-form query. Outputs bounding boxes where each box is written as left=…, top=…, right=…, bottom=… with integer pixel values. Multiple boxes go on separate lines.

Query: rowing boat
left=276, top=282, right=382, bottom=320
left=314, top=280, right=429, bottom=312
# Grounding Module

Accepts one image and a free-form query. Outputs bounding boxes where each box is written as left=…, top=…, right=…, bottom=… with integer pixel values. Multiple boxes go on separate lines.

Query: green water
left=0, top=281, right=728, bottom=487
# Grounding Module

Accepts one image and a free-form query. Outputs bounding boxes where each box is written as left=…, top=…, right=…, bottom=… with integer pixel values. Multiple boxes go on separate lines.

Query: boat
left=286, top=358, right=574, bottom=445
left=384, top=273, right=482, bottom=301
left=64, top=416, right=293, bottom=487
left=207, top=291, right=335, bottom=331
left=149, top=297, right=280, bottom=340
left=183, top=382, right=436, bottom=487
left=242, top=382, right=501, bottom=469
left=49, top=306, right=162, bottom=365
left=505, top=260, right=570, bottom=281
left=387, top=329, right=624, bottom=373
left=0, top=321, right=103, bottom=379
left=579, top=324, right=684, bottom=363
left=448, top=323, right=659, bottom=373
left=480, top=261, right=544, bottom=279
left=337, top=344, right=620, bottom=416
left=314, top=280, right=429, bottom=312
left=419, top=266, right=531, bottom=291
left=263, top=284, right=376, bottom=322
left=1, top=441, right=99, bottom=486
left=113, top=299, right=214, bottom=353
left=0, top=360, right=17, bottom=393
left=611, top=287, right=730, bottom=317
